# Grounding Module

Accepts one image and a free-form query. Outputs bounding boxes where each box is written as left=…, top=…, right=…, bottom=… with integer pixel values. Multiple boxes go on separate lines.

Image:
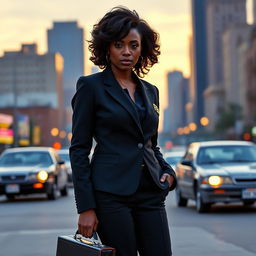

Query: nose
left=122, top=45, right=131, bottom=56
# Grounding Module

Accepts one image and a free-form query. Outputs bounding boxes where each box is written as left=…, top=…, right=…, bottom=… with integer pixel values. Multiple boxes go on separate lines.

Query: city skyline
left=0, top=0, right=191, bottom=117
left=0, top=0, right=254, bottom=131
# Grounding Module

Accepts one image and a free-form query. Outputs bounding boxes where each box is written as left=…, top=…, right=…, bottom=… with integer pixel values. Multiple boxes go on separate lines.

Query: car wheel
left=196, top=190, right=211, bottom=213
left=60, top=184, right=68, bottom=197
left=175, top=187, right=188, bottom=207
left=47, top=184, right=58, bottom=200
left=6, top=194, right=15, bottom=200
left=243, top=200, right=255, bottom=206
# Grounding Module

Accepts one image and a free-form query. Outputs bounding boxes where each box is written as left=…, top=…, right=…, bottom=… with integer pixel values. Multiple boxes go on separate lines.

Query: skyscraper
left=222, top=24, right=252, bottom=107
left=204, top=0, right=247, bottom=130
left=163, top=71, right=187, bottom=135
left=253, top=0, right=256, bottom=23
left=190, top=0, right=208, bottom=125
left=245, top=28, right=256, bottom=125
left=47, top=21, right=84, bottom=122
left=206, top=0, right=246, bottom=85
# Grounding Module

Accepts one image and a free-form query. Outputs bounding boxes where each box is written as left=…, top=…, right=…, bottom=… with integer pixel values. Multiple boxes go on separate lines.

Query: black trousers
left=95, top=166, right=172, bottom=256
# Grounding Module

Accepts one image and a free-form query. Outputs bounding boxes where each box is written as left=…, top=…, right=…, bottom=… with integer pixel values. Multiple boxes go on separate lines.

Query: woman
left=70, top=7, right=177, bottom=256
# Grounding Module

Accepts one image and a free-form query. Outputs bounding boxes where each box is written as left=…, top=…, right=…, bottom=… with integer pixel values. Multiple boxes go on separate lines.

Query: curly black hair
left=88, top=6, right=160, bottom=77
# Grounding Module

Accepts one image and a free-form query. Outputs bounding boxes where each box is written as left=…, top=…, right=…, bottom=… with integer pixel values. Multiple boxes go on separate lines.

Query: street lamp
left=183, top=126, right=190, bottom=135
left=189, top=122, right=197, bottom=132
left=51, top=128, right=59, bottom=137
left=59, top=130, right=66, bottom=139
left=200, top=117, right=209, bottom=127
left=177, top=128, right=184, bottom=135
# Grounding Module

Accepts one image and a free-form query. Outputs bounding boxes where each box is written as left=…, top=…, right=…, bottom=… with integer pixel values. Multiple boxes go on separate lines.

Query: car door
left=179, top=145, right=197, bottom=198
left=52, top=150, right=66, bottom=189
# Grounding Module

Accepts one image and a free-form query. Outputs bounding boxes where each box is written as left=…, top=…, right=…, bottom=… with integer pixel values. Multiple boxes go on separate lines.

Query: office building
left=253, top=0, right=256, bottom=23
left=238, top=41, right=249, bottom=124
left=163, top=71, right=188, bottom=135
left=190, top=0, right=208, bottom=124
left=180, top=78, right=189, bottom=127
left=47, top=21, right=85, bottom=114
left=204, top=0, right=247, bottom=130
left=222, top=24, right=252, bottom=106
left=245, top=27, right=256, bottom=125
left=0, top=43, right=64, bottom=146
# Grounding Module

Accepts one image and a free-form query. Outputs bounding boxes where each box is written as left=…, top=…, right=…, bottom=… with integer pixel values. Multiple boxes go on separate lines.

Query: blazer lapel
left=138, top=80, right=153, bottom=119
left=133, top=76, right=160, bottom=139
left=103, top=68, right=143, bottom=136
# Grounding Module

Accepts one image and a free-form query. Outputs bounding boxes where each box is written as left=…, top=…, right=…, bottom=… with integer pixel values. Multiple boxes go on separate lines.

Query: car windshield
left=197, top=145, right=256, bottom=164
left=59, top=153, right=70, bottom=162
left=0, top=152, right=53, bottom=167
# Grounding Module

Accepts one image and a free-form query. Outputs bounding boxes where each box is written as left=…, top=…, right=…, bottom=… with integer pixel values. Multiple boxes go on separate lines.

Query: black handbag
left=56, top=232, right=115, bottom=256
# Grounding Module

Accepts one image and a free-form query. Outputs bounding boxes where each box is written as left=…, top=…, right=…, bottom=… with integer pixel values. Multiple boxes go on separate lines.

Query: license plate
left=5, top=184, right=20, bottom=194
left=242, top=188, right=256, bottom=199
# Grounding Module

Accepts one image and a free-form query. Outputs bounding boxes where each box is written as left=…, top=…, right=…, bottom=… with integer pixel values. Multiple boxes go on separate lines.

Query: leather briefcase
left=56, top=232, right=115, bottom=256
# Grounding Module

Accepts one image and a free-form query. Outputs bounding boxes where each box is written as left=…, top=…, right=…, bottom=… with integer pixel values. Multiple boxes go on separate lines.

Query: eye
left=114, top=42, right=123, bottom=48
left=131, top=43, right=139, bottom=49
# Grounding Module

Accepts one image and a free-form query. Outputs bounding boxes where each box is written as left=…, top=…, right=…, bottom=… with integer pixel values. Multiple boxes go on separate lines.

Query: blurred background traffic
left=0, top=0, right=256, bottom=153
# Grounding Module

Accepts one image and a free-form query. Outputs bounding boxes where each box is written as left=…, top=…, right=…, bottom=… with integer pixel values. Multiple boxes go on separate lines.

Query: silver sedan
left=175, top=140, right=256, bottom=213
left=0, top=147, right=69, bottom=200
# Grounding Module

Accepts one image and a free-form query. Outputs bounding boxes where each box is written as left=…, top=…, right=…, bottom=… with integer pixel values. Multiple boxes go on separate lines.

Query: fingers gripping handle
left=74, top=230, right=101, bottom=245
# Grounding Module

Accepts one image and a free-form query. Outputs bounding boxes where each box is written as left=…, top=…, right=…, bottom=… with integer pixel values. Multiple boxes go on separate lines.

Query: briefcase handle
left=74, top=230, right=101, bottom=246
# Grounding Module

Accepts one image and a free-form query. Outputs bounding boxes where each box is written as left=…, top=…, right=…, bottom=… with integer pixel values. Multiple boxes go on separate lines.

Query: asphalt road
left=0, top=189, right=255, bottom=256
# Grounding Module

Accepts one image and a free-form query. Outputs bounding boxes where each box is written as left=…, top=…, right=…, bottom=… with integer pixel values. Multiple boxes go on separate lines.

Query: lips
left=120, top=59, right=133, bottom=65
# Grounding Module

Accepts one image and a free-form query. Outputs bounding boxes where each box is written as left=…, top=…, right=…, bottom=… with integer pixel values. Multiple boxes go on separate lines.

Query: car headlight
left=37, top=170, right=48, bottom=183
left=202, top=176, right=233, bottom=187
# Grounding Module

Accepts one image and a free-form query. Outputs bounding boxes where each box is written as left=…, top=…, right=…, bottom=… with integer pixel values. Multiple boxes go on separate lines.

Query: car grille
left=2, top=175, right=26, bottom=181
left=235, top=178, right=256, bottom=183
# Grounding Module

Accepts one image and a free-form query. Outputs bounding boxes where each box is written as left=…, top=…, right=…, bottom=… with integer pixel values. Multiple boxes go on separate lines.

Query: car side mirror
left=181, top=160, right=193, bottom=167
left=58, top=160, right=65, bottom=165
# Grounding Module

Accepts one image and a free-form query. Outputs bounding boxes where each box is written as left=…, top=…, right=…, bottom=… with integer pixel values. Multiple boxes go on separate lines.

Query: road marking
left=0, top=228, right=75, bottom=236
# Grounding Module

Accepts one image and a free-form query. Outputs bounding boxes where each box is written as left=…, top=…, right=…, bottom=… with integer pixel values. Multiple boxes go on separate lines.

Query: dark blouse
left=123, top=85, right=146, bottom=123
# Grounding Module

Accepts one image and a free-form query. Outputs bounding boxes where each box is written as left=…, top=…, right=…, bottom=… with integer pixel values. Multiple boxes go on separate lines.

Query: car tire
left=243, top=200, right=255, bottom=206
left=47, top=184, right=58, bottom=200
left=175, top=187, right=188, bottom=207
left=196, top=190, right=211, bottom=213
left=60, top=184, right=68, bottom=197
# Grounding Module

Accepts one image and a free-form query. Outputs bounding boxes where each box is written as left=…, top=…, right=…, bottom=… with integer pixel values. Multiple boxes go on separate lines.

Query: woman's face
left=108, top=28, right=141, bottom=73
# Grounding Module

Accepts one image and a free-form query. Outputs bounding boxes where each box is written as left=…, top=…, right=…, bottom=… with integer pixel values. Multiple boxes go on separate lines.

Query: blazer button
left=138, top=143, right=143, bottom=149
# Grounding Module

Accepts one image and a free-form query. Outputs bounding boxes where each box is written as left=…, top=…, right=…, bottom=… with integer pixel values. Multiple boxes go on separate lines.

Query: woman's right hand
left=78, top=209, right=99, bottom=238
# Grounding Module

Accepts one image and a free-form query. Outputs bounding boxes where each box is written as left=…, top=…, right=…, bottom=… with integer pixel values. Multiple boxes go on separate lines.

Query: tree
left=215, top=103, right=243, bottom=132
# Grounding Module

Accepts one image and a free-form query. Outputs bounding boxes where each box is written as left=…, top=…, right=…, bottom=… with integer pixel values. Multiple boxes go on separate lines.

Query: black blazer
left=70, top=67, right=177, bottom=213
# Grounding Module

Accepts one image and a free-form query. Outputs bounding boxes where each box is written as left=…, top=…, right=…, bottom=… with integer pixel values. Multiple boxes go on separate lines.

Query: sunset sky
left=0, top=0, right=253, bottom=129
